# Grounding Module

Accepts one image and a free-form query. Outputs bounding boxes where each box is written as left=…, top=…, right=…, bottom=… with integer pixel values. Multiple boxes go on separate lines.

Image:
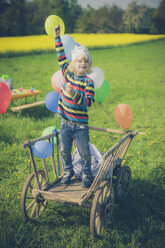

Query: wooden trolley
left=21, top=126, right=139, bottom=238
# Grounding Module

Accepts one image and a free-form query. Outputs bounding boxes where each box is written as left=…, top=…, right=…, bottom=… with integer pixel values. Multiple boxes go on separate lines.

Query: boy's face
left=74, top=58, right=90, bottom=76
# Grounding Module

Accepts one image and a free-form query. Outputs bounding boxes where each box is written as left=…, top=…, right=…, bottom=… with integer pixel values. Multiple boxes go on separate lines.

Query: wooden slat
left=49, top=178, right=88, bottom=198
left=23, top=133, right=57, bottom=149
left=11, top=100, right=45, bottom=112
left=33, top=178, right=88, bottom=204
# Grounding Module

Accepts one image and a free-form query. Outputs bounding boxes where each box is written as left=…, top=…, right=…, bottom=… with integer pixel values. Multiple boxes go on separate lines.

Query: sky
left=77, top=0, right=162, bottom=9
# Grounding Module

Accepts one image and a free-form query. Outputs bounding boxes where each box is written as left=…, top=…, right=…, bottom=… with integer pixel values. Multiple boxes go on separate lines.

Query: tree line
left=0, top=0, right=165, bottom=37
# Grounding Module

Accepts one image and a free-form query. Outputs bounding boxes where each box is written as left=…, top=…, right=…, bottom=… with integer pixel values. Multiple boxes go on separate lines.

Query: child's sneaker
left=61, top=170, right=74, bottom=185
left=82, top=174, right=92, bottom=188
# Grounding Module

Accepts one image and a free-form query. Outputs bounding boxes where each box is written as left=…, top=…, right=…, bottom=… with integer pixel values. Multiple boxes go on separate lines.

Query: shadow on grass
left=0, top=126, right=13, bottom=145
left=39, top=201, right=90, bottom=228
left=110, top=173, right=165, bottom=247
left=38, top=168, right=165, bottom=245
left=0, top=167, right=164, bottom=248
left=10, top=105, right=55, bottom=120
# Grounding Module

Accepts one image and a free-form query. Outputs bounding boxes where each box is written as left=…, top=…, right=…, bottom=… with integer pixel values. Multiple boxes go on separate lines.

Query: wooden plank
left=32, top=178, right=88, bottom=204
left=23, top=132, right=57, bottom=148
left=11, top=100, right=45, bottom=112
left=32, top=189, right=79, bottom=204
left=49, top=178, right=88, bottom=199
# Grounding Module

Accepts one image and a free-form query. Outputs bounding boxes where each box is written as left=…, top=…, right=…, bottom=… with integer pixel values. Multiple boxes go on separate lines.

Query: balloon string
left=53, top=129, right=60, bottom=176
left=52, top=137, right=54, bottom=153
left=56, top=131, right=60, bottom=176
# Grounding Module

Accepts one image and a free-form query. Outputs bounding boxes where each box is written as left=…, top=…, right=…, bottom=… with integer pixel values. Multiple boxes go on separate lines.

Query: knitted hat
left=71, top=45, right=91, bottom=62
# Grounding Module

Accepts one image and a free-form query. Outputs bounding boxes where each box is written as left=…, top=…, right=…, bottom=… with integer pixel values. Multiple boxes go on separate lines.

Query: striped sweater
left=55, top=36, right=95, bottom=125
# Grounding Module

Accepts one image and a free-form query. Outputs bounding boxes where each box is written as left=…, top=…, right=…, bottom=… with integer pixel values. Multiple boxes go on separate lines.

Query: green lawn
left=0, top=39, right=165, bottom=248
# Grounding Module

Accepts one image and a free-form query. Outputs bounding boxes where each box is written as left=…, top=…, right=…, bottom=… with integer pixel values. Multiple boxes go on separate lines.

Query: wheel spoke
left=90, top=181, right=114, bottom=237
left=26, top=199, right=36, bottom=211
left=39, top=201, right=47, bottom=215
left=30, top=202, right=38, bottom=218
left=104, top=189, right=110, bottom=204
left=98, top=194, right=103, bottom=207
left=42, top=181, right=47, bottom=188
left=39, top=174, right=44, bottom=187
left=95, top=212, right=104, bottom=235
left=35, top=203, right=40, bottom=218
left=21, top=170, right=48, bottom=220
left=102, top=185, right=108, bottom=202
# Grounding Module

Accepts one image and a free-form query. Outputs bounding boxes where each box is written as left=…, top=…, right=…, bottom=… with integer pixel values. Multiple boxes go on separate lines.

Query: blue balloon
left=45, top=91, right=59, bottom=113
left=75, top=42, right=81, bottom=47
left=32, top=141, right=53, bottom=159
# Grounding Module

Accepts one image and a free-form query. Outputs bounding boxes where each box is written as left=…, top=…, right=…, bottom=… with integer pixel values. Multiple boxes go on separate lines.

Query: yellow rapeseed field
left=0, top=33, right=165, bottom=54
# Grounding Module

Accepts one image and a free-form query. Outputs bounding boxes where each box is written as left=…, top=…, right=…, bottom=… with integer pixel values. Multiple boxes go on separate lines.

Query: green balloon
left=95, top=80, right=110, bottom=103
left=42, top=126, right=57, bottom=144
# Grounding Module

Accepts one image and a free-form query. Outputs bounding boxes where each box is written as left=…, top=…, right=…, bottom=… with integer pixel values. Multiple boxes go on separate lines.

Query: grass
left=0, top=39, right=165, bottom=248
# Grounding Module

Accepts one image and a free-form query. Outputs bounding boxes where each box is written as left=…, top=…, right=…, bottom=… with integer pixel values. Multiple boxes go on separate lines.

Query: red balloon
left=0, top=81, right=11, bottom=114
left=114, top=104, right=133, bottom=129
left=51, top=70, right=64, bottom=93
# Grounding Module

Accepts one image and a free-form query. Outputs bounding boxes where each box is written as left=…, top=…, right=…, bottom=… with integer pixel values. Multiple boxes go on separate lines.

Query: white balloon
left=88, top=67, right=104, bottom=89
left=61, top=35, right=76, bottom=61
left=51, top=70, right=64, bottom=93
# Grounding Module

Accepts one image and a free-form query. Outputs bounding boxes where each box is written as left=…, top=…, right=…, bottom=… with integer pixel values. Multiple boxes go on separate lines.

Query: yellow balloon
left=45, top=15, right=65, bottom=37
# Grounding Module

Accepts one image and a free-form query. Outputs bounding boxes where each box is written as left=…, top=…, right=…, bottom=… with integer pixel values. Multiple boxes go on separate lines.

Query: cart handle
left=22, top=126, right=145, bottom=148
left=88, top=126, right=127, bottom=134
left=88, top=126, right=145, bottom=135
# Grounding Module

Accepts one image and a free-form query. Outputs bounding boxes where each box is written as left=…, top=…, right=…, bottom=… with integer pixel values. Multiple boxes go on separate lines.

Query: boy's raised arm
left=54, top=24, right=60, bottom=37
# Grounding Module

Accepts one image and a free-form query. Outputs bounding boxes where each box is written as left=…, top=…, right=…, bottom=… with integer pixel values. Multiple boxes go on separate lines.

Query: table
left=11, top=89, right=41, bottom=101
left=11, top=89, right=43, bottom=112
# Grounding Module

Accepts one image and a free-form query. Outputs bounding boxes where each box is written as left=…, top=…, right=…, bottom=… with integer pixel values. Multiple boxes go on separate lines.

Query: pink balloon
left=114, top=104, right=133, bottom=129
left=51, top=70, right=64, bottom=93
left=0, top=81, right=11, bottom=114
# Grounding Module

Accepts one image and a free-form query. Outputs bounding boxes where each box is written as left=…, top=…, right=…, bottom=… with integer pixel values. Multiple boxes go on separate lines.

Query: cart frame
left=21, top=126, right=139, bottom=237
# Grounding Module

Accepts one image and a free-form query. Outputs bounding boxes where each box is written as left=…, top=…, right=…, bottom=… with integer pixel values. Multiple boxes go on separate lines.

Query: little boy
left=54, top=25, right=95, bottom=188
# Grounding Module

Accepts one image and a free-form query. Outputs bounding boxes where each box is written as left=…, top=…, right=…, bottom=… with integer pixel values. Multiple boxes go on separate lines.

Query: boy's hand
left=66, top=85, right=75, bottom=97
left=54, top=24, right=60, bottom=37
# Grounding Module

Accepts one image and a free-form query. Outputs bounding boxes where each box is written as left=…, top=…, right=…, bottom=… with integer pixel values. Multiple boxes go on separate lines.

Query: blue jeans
left=60, top=119, right=92, bottom=176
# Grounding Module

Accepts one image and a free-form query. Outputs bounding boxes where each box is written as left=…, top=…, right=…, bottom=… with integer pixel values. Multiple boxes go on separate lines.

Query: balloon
left=32, top=141, right=53, bottom=159
left=61, top=35, right=76, bottom=61
left=0, top=81, right=11, bottom=114
left=95, top=80, right=110, bottom=103
left=114, top=104, right=133, bottom=129
left=42, top=126, right=57, bottom=144
left=75, top=42, right=81, bottom=47
left=88, top=54, right=92, bottom=63
left=42, top=126, right=57, bottom=136
left=88, top=67, right=104, bottom=89
left=45, top=15, right=65, bottom=37
left=51, top=70, right=64, bottom=93
left=45, top=91, right=60, bottom=113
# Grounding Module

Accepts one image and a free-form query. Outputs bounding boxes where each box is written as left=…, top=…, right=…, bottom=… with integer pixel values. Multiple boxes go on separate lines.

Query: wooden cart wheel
left=21, top=170, right=48, bottom=221
left=90, top=181, right=114, bottom=238
left=114, top=166, right=131, bottom=203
